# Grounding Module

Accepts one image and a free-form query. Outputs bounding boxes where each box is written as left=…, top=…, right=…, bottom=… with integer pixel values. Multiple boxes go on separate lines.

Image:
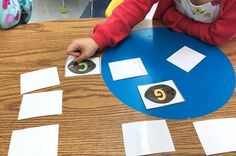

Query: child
left=0, top=0, right=32, bottom=29
left=67, top=0, right=236, bottom=62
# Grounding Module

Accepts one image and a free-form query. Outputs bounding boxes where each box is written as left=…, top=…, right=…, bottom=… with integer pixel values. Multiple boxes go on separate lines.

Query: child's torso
left=174, top=0, right=221, bottom=23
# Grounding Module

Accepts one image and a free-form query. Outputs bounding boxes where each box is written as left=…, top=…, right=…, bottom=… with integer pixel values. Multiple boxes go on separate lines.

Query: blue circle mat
left=101, top=28, right=235, bottom=120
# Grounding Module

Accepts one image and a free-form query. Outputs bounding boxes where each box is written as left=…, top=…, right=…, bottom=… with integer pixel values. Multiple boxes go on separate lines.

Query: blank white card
left=20, top=67, right=60, bottom=94
left=122, top=120, right=175, bottom=156
left=109, top=58, right=148, bottom=81
left=193, top=118, right=236, bottom=155
left=18, top=90, right=63, bottom=120
left=8, top=124, right=59, bottom=156
left=167, top=46, right=206, bottom=72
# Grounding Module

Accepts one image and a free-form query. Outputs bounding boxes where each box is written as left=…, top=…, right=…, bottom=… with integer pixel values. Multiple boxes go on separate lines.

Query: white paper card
left=8, top=124, right=59, bottom=156
left=18, top=90, right=63, bottom=120
left=138, top=80, right=184, bottom=109
left=65, top=55, right=101, bottom=77
left=193, top=118, right=236, bottom=155
left=167, top=46, right=206, bottom=72
left=122, top=120, right=175, bottom=156
left=20, top=67, right=60, bottom=94
left=109, top=58, right=148, bottom=81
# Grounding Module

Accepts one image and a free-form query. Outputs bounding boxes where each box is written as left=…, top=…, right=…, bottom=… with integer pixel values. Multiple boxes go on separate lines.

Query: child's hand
left=66, top=38, right=99, bottom=62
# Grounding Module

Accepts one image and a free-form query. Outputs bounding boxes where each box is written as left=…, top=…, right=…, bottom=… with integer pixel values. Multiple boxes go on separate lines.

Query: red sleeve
left=162, top=3, right=236, bottom=45
left=91, top=0, right=159, bottom=49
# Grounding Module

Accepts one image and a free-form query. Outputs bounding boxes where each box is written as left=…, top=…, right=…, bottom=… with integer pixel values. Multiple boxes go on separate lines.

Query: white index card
left=8, top=124, right=59, bottom=156
left=18, top=90, right=63, bottom=120
left=122, top=120, right=175, bottom=156
left=138, top=80, right=184, bottom=109
left=65, top=55, right=101, bottom=77
left=20, top=67, right=60, bottom=94
left=193, top=118, right=236, bottom=155
left=167, top=46, right=206, bottom=72
left=109, top=58, right=148, bottom=81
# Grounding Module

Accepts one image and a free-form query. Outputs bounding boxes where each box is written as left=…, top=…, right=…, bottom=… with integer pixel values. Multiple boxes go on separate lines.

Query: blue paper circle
left=101, top=28, right=235, bottom=119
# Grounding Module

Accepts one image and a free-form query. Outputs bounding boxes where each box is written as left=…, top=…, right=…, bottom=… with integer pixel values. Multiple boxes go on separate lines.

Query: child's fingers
left=67, top=51, right=81, bottom=57
left=66, top=42, right=80, bottom=53
left=66, top=45, right=75, bottom=53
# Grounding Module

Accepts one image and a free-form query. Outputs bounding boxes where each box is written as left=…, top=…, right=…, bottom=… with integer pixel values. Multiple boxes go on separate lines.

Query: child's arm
left=91, top=0, right=159, bottom=50
left=67, top=0, right=158, bottom=62
left=162, top=2, right=236, bottom=45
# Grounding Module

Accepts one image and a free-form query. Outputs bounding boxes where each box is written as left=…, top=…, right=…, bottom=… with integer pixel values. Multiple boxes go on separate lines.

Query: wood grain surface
left=0, top=19, right=236, bottom=156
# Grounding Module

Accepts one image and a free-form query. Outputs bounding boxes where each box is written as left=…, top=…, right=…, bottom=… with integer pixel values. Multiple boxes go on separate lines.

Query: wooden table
left=0, top=19, right=236, bottom=156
